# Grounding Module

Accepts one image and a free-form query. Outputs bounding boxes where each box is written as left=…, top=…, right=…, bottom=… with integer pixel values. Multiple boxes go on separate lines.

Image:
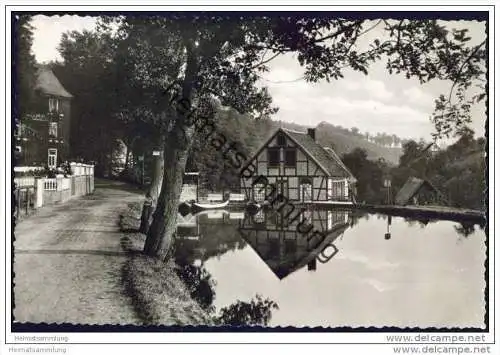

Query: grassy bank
left=119, top=203, right=213, bottom=326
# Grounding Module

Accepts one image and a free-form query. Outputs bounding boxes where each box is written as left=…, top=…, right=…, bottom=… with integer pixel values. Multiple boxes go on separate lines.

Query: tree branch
left=250, top=51, right=282, bottom=70
left=447, top=39, right=486, bottom=104
left=313, top=20, right=364, bottom=43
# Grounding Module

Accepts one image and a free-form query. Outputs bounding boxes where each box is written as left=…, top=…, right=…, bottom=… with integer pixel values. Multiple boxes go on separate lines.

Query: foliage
left=14, top=15, right=37, bottom=117
left=51, top=30, right=125, bottom=175
left=174, top=261, right=217, bottom=313
left=103, top=16, right=485, bottom=139
left=186, top=107, right=275, bottom=189
left=340, top=127, right=484, bottom=210
left=341, top=148, right=390, bottom=204
left=390, top=131, right=485, bottom=210
left=216, top=294, right=279, bottom=326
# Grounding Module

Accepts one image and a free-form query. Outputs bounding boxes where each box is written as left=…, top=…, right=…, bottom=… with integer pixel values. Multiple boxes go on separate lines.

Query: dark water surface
left=173, top=209, right=486, bottom=328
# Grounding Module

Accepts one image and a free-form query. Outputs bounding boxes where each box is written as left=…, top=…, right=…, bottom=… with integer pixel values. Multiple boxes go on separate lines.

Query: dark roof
left=34, top=66, right=73, bottom=98
left=239, top=222, right=349, bottom=280
left=284, top=129, right=356, bottom=180
left=395, top=177, right=443, bottom=205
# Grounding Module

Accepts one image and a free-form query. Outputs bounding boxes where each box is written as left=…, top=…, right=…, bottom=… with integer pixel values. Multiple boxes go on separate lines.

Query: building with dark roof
left=395, top=176, right=447, bottom=206
left=15, top=66, right=73, bottom=168
left=240, top=127, right=357, bottom=203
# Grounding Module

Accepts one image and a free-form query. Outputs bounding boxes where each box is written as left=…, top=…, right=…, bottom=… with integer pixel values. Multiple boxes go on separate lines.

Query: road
left=13, top=180, right=144, bottom=325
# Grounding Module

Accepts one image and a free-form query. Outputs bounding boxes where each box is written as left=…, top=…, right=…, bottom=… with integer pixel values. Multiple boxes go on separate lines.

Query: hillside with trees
left=310, top=121, right=403, bottom=165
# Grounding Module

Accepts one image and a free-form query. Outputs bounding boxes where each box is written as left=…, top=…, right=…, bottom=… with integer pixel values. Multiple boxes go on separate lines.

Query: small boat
left=191, top=199, right=230, bottom=212
left=191, top=209, right=230, bottom=220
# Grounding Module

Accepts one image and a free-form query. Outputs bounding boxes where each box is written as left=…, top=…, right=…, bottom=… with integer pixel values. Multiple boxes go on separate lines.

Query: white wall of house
left=328, top=178, right=349, bottom=201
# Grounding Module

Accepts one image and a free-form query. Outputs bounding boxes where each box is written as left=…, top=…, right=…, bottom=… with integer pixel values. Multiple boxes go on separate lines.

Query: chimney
left=307, top=128, right=316, bottom=141
left=307, top=259, right=317, bottom=271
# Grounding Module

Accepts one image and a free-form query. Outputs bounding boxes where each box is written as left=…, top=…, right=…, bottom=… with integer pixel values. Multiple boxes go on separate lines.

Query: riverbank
left=119, top=203, right=213, bottom=326
left=355, top=204, right=485, bottom=225
left=298, top=201, right=485, bottom=225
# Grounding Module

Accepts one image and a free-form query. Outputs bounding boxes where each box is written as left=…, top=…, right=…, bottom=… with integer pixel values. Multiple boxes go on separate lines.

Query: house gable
left=240, top=128, right=329, bottom=179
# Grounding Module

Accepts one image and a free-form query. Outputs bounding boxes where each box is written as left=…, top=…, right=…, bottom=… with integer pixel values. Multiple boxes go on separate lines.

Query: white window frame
left=252, top=183, right=266, bottom=202
left=49, top=122, right=58, bottom=137
left=48, top=148, right=57, bottom=169
left=49, top=98, right=59, bottom=112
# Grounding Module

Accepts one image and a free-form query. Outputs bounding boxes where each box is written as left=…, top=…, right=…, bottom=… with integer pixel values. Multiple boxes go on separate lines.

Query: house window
left=284, top=148, right=296, bottom=167
left=268, top=148, right=280, bottom=166
left=330, top=180, right=346, bottom=200
left=299, top=177, right=313, bottom=202
left=253, top=183, right=266, bottom=202
left=49, top=122, right=58, bottom=137
left=48, top=148, right=57, bottom=169
left=277, top=132, right=286, bottom=146
left=49, top=98, right=59, bottom=112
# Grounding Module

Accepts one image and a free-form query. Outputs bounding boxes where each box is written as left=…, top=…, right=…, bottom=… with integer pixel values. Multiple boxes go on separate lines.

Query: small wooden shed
left=395, top=177, right=447, bottom=206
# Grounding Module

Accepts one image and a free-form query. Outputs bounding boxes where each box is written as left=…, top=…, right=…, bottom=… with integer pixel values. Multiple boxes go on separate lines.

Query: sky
left=30, top=15, right=487, bottom=143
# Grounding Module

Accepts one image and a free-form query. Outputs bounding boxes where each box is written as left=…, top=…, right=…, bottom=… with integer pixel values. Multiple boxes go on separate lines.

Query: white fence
left=14, top=176, right=35, bottom=188
left=14, top=166, right=45, bottom=173
left=14, top=162, right=95, bottom=210
left=61, top=178, right=71, bottom=191
left=43, top=179, right=58, bottom=191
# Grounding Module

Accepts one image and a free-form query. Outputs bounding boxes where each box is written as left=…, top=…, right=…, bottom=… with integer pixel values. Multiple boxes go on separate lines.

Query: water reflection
left=238, top=209, right=352, bottom=279
left=172, top=208, right=485, bottom=328
left=455, top=221, right=477, bottom=238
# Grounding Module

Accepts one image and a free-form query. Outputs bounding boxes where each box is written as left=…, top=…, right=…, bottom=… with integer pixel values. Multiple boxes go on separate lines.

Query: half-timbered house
left=240, top=127, right=357, bottom=203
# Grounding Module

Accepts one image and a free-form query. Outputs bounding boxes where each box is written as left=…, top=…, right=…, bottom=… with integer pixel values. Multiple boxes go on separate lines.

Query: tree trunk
left=143, top=129, right=193, bottom=259
left=143, top=41, right=199, bottom=260
left=124, top=143, right=130, bottom=171
left=139, top=138, right=164, bottom=233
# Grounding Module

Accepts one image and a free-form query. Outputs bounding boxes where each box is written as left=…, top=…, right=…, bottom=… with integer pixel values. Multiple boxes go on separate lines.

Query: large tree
left=53, top=29, right=124, bottom=173
left=101, top=15, right=485, bottom=260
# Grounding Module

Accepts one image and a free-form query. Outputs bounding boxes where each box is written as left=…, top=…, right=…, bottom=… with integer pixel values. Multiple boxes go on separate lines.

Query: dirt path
left=14, top=180, right=144, bottom=325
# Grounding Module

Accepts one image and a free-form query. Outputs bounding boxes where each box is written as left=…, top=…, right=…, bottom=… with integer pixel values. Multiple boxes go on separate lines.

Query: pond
left=173, top=208, right=486, bottom=328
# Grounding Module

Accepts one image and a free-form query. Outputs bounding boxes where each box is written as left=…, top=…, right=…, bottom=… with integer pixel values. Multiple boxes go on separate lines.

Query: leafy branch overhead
left=98, top=15, right=485, bottom=140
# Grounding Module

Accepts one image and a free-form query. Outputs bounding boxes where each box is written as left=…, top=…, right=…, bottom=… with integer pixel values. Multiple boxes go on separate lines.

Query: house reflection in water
left=238, top=209, right=351, bottom=279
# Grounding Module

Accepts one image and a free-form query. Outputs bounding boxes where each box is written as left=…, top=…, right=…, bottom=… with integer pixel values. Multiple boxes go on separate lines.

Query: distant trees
left=341, top=148, right=389, bottom=204
left=389, top=131, right=485, bottom=210
left=342, top=127, right=484, bottom=210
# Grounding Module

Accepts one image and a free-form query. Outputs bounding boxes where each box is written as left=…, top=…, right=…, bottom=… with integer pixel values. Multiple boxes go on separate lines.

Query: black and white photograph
left=4, top=3, right=496, bottom=354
